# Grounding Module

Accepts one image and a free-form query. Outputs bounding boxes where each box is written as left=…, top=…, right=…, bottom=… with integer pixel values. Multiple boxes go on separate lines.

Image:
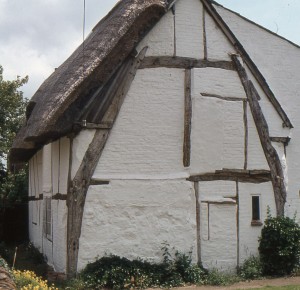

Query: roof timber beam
left=232, top=54, right=287, bottom=217
left=66, top=47, right=148, bottom=277
left=200, top=0, right=293, bottom=128
left=140, top=56, right=235, bottom=70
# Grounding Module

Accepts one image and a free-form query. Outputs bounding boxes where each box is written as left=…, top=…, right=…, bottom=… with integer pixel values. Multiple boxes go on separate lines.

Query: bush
left=259, top=214, right=300, bottom=276
left=238, top=255, right=262, bottom=280
left=204, top=269, right=240, bottom=286
left=79, top=246, right=205, bottom=289
left=13, top=269, right=58, bottom=290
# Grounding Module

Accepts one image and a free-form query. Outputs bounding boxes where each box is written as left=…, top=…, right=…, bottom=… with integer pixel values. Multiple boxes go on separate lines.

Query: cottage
left=10, top=0, right=300, bottom=276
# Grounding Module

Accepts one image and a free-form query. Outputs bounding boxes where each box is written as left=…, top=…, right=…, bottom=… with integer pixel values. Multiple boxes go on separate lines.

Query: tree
left=0, top=65, right=28, bottom=169
left=0, top=65, right=28, bottom=203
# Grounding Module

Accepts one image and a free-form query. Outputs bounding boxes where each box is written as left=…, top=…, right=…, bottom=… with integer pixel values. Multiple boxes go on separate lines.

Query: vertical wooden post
left=66, top=48, right=148, bottom=277
left=194, top=182, right=201, bottom=264
left=183, top=69, right=192, bottom=167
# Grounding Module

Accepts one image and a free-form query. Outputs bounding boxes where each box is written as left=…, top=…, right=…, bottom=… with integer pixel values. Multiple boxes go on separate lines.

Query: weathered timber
left=270, top=136, right=291, bottom=145
left=194, top=182, right=201, bottom=264
left=236, top=181, right=240, bottom=268
left=28, top=194, right=43, bottom=201
left=52, top=193, right=67, bottom=200
left=201, top=200, right=236, bottom=205
left=188, top=169, right=271, bottom=183
left=172, top=5, right=176, bottom=57
left=90, top=179, right=110, bottom=186
left=183, top=69, right=192, bottom=167
left=140, top=56, right=234, bottom=70
left=201, top=92, right=245, bottom=102
left=66, top=47, right=148, bottom=277
left=243, top=100, right=248, bottom=169
left=74, top=121, right=112, bottom=130
left=203, top=9, right=207, bottom=59
left=232, top=55, right=287, bottom=216
left=200, top=0, right=293, bottom=128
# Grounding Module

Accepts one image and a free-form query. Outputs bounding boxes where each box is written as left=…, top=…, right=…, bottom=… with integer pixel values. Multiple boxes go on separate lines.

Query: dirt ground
left=148, top=276, right=300, bottom=290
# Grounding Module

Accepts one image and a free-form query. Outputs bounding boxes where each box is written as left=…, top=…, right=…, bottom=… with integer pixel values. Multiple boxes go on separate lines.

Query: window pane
left=252, top=196, right=260, bottom=221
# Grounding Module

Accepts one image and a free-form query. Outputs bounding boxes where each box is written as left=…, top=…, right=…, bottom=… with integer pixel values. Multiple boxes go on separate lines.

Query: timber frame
left=66, top=48, right=148, bottom=277
left=232, top=55, right=287, bottom=216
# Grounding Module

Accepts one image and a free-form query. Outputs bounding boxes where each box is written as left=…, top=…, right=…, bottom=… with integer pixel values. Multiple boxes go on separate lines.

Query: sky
left=0, top=0, right=299, bottom=100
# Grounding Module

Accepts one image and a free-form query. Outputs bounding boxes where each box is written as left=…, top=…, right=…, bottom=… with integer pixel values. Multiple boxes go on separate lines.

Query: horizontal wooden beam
left=188, top=169, right=271, bottom=183
left=28, top=194, right=43, bottom=201
left=270, top=136, right=291, bottom=145
left=201, top=200, right=236, bottom=205
left=90, top=179, right=110, bottom=186
left=140, top=56, right=235, bottom=70
left=201, top=92, right=245, bottom=102
left=52, top=193, right=67, bottom=200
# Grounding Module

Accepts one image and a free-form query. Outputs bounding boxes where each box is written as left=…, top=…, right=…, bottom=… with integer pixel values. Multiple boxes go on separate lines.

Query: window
left=43, top=197, right=52, bottom=239
left=251, top=195, right=262, bottom=226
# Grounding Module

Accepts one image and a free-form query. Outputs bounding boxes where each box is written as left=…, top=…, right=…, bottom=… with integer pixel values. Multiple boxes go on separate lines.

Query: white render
left=28, top=137, right=69, bottom=273
left=175, top=0, right=204, bottom=58
left=26, top=0, right=300, bottom=275
left=78, top=179, right=196, bottom=270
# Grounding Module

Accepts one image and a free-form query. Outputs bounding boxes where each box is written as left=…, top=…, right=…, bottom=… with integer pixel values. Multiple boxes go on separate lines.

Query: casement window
left=251, top=195, right=262, bottom=226
left=43, top=197, right=52, bottom=240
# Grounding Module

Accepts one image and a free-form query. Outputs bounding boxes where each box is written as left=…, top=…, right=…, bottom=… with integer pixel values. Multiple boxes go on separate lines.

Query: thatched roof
left=10, top=0, right=168, bottom=163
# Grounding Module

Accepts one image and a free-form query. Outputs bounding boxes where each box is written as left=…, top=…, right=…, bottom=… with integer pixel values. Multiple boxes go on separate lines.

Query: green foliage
left=77, top=245, right=205, bottom=289
left=0, top=167, right=28, bottom=204
left=0, top=65, right=28, bottom=165
left=259, top=214, right=300, bottom=276
left=204, top=269, right=240, bottom=286
left=238, top=255, right=262, bottom=280
left=0, top=65, right=28, bottom=206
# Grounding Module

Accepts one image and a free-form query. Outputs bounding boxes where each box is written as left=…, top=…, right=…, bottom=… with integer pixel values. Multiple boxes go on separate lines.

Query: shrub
left=238, top=255, right=262, bottom=280
left=203, top=269, right=240, bottom=286
left=259, top=214, right=300, bottom=276
left=79, top=246, right=205, bottom=289
left=13, top=269, right=58, bottom=290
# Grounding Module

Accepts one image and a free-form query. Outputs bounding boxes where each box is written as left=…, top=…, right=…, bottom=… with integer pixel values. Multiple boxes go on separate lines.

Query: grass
left=240, top=286, right=300, bottom=290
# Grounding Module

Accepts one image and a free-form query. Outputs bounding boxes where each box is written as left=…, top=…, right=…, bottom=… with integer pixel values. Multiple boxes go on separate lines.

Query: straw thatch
left=10, top=0, right=169, bottom=163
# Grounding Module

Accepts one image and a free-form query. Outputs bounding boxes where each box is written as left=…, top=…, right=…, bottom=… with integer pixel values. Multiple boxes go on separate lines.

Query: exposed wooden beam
left=243, top=100, right=248, bottom=169
left=270, top=136, right=291, bottom=145
left=188, top=169, right=271, bottom=183
left=194, top=182, right=201, bottom=265
left=140, top=56, right=235, bottom=70
left=201, top=92, right=245, bottom=102
left=90, top=179, right=110, bottom=186
left=183, top=69, right=192, bottom=167
left=232, top=55, right=287, bottom=216
left=52, top=193, right=67, bottom=200
left=66, top=47, right=148, bottom=277
left=200, top=0, right=293, bottom=128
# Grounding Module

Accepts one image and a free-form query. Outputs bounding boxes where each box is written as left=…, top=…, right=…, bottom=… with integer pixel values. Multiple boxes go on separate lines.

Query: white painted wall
left=136, top=10, right=174, bottom=57
left=205, top=11, right=235, bottom=61
left=175, top=0, right=204, bottom=58
left=78, top=179, right=196, bottom=270
left=193, top=68, right=246, bottom=99
left=71, top=129, right=95, bottom=179
left=247, top=106, right=269, bottom=170
left=94, top=68, right=186, bottom=179
left=199, top=181, right=237, bottom=271
left=238, top=182, right=276, bottom=262
left=214, top=4, right=300, bottom=219
left=191, top=95, right=244, bottom=173
left=28, top=137, right=69, bottom=273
